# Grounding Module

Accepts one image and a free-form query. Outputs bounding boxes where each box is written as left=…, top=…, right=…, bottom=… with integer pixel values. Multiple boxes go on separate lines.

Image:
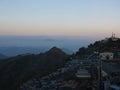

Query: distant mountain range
left=0, top=47, right=73, bottom=56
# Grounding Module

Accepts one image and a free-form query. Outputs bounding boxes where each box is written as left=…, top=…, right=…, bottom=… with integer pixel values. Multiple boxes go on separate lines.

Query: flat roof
left=76, top=74, right=91, bottom=78
left=102, top=62, right=120, bottom=74
left=76, top=69, right=91, bottom=78
left=110, top=85, right=120, bottom=89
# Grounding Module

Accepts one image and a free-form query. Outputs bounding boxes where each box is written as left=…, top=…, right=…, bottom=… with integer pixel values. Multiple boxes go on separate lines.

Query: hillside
left=76, top=37, right=120, bottom=58
left=0, top=47, right=68, bottom=90
left=0, top=53, right=7, bottom=60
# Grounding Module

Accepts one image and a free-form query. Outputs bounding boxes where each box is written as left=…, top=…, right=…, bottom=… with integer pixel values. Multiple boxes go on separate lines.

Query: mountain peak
left=49, top=46, right=62, bottom=51
left=51, top=46, right=59, bottom=50
left=46, top=46, right=66, bottom=56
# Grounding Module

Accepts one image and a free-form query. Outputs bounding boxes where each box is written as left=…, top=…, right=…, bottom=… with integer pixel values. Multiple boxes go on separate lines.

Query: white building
left=99, top=52, right=114, bottom=60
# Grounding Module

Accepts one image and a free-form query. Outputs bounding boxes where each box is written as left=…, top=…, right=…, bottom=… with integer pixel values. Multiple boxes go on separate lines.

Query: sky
left=0, top=0, right=120, bottom=53
left=0, top=0, right=120, bottom=38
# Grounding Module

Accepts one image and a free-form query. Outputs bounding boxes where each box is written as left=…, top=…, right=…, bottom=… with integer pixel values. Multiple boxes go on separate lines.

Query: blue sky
left=0, top=0, right=120, bottom=37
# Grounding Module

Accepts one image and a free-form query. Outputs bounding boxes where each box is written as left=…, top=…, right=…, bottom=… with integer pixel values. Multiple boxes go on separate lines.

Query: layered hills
left=0, top=47, right=68, bottom=90
left=0, top=37, right=120, bottom=90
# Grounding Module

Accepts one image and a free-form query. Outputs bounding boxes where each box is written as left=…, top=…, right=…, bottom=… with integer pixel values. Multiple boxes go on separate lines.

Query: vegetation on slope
left=76, top=38, right=120, bottom=58
left=0, top=47, right=68, bottom=90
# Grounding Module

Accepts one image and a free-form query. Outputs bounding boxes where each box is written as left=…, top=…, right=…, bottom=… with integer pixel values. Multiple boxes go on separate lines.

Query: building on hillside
left=111, top=33, right=119, bottom=41
left=99, top=52, right=114, bottom=60
left=109, top=85, right=120, bottom=90
left=101, top=33, right=119, bottom=43
left=75, top=68, right=91, bottom=79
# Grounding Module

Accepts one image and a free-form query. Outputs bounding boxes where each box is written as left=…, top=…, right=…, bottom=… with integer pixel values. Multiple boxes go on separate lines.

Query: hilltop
left=76, top=37, right=120, bottom=58
left=0, top=47, right=68, bottom=90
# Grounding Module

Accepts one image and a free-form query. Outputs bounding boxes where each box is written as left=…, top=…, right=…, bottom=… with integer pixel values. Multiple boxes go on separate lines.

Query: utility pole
left=97, top=55, right=102, bottom=90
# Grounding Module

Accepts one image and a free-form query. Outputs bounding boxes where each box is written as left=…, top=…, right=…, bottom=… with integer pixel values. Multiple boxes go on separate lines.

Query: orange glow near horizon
left=0, top=0, right=120, bottom=38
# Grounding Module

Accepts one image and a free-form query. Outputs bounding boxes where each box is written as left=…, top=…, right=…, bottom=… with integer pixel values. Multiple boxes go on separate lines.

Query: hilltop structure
left=99, top=52, right=114, bottom=60
left=102, top=33, right=119, bottom=43
left=111, top=32, right=119, bottom=41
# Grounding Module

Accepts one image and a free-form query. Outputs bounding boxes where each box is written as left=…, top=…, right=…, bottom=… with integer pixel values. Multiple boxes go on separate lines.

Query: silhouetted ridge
left=46, top=47, right=66, bottom=56
left=0, top=53, right=7, bottom=59
left=0, top=47, right=68, bottom=90
left=76, top=37, right=120, bottom=58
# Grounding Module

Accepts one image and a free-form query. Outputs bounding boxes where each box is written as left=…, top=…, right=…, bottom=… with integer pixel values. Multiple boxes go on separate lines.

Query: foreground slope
left=0, top=47, right=68, bottom=90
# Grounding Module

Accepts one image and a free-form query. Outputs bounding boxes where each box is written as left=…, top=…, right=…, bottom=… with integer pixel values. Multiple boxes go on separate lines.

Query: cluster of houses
left=19, top=49, right=120, bottom=90
left=89, top=51, right=120, bottom=90
left=99, top=52, right=114, bottom=60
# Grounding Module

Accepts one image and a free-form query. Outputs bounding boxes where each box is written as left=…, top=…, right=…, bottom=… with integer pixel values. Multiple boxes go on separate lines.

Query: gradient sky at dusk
left=0, top=0, right=120, bottom=38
